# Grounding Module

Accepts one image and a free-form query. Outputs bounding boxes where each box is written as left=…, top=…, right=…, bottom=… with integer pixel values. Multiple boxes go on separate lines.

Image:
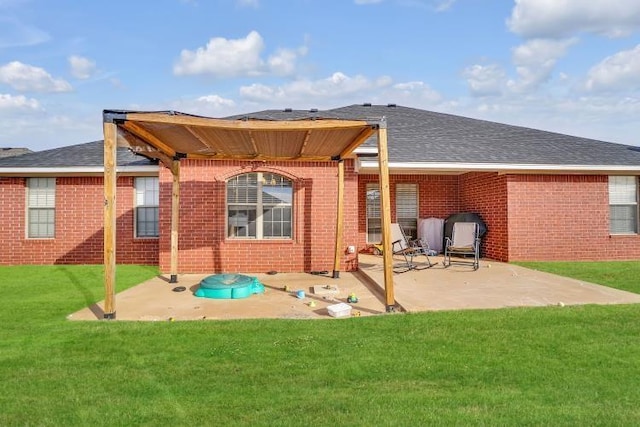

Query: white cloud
left=463, top=64, right=506, bottom=97
left=68, top=55, right=97, bottom=79
left=507, top=38, right=577, bottom=93
left=585, top=44, right=640, bottom=92
left=196, top=94, right=236, bottom=107
left=0, top=93, right=40, bottom=110
left=354, top=0, right=383, bottom=4
left=240, top=72, right=393, bottom=103
left=161, top=94, right=239, bottom=119
left=268, top=47, right=307, bottom=76
left=0, top=61, right=72, bottom=93
left=508, top=0, right=640, bottom=39
left=174, top=31, right=265, bottom=77
left=173, top=31, right=306, bottom=77
left=389, top=81, right=442, bottom=103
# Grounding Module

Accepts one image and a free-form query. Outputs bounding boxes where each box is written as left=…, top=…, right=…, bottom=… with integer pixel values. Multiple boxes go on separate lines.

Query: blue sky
left=1, top=0, right=639, bottom=151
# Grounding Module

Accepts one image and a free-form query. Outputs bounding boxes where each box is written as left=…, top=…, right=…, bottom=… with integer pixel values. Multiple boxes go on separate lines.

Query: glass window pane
left=228, top=173, right=292, bottom=239
left=135, top=178, right=159, bottom=238
left=366, top=183, right=381, bottom=243
left=609, top=176, right=638, bottom=234
left=396, top=184, right=417, bottom=240
left=136, top=207, right=159, bottom=237
left=610, top=205, right=638, bottom=234
left=28, top=208, right=54, bottom=238
left=228, top=207, right=257, bottom=238
left=609, top=176, right=637, bottom=204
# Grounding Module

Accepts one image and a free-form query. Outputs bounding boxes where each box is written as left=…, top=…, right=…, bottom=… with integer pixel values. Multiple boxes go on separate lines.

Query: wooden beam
left=169, top=159, right=180, bottom=283
left=182, top=125, right=218, bottom=156
left=298, top=129, right=312, bottom=158
left=121, top=121, right=177, bottom=158
left=123, top=112, right=371, bottom=131
left=332, top=160, right=345, bottom=278
left=248, top=131, right=259, bottom=157
left=185, top=153, right=337, bottom=161
left=118, top=128, right=175, bottom=169
left=339, top=126, right=376, bottom=159
left=103, top=121, right=117, bottom=319
left=376, top=123, right=395, bottom=312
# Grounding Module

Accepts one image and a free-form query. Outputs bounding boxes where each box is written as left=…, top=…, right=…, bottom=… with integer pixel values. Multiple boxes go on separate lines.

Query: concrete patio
left=68, top=254, right=640, bottom=321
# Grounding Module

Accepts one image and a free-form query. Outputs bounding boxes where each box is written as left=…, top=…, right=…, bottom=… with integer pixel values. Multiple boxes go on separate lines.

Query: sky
left=1, top=0, right=640, bottom=151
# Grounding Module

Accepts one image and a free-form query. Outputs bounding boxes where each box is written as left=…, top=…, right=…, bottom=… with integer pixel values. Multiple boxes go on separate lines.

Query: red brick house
left=2, top=104, right=640, bottom=273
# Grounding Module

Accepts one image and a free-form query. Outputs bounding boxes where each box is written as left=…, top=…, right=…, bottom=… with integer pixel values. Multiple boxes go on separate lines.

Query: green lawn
left=1, top=263, right=640, bottom=426
left=515, top=260, right=640, bottom=294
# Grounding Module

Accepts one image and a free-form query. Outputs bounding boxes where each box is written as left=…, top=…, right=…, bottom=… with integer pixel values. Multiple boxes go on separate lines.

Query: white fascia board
left=353, top=146, right=378, bottom=155
left=0, top=165, right=159, bottom=177
left=357, top=160, right=640, bottom=174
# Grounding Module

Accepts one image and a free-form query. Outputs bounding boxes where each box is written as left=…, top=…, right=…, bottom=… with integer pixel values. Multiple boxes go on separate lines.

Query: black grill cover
left=443, top=212, right=487, bottom=244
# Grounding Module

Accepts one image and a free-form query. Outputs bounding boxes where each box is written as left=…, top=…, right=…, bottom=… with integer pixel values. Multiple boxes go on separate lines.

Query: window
left=366, top=183, right=381, bottom=243
left=396, top=183, right=418, bottom=240
left=27, top=177, right=55, bottom=238
left=135, top=177, right=159, bottom=238
left=609, top=176, right=638, bottom=234
left=227, top=172, right=292, bottom=239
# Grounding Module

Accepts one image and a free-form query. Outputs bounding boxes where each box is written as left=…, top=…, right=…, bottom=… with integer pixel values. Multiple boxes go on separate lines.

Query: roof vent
left=362, top=103, right=372, bottom=107
left=387, top=103, right=397, bottom=107
left=309, top=108, right=318, bottom=113
left=283, top=108, right=293, bottom=112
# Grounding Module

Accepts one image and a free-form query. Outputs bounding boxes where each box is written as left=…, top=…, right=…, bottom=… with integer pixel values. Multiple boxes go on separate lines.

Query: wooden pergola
left=102, top=110, right=396, bottom=318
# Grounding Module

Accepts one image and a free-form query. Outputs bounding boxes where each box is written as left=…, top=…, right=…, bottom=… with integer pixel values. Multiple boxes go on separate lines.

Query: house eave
left=357, top=160, right=640, bottom=175
left=0, top=165, right=159, bottom=177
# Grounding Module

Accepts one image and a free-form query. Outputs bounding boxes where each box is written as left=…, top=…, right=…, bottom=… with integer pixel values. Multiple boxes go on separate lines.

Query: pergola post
left=332, top=159, right=345, bottom=279
left=103, top=120, right=117, bottom=319
left=169, top=159, right=180, bottom=283
left=377, top=121, right=395, bottom=312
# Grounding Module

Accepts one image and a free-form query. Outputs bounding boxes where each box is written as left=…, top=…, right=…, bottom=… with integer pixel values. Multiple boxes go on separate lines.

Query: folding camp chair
left=443, top=222, right=481, bottom=270
left=391, top=223, right=436, bottom=273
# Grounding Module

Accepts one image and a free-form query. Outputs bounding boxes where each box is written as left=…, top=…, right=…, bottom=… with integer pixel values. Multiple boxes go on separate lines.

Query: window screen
left=135, top=177, right=159, bottom=237
left=396, top=183, right=418, bottom=240
left=366, top=183, right=381, bottom=243
left=27, top=177, right=55, bottom=238
left=609, top=176, right=638, bottom=234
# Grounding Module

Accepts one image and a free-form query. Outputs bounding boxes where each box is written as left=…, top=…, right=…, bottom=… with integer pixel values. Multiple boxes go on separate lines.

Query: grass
left=1, top=264, right=640, bottom=425
left=515, top=260, right=640, bottom=294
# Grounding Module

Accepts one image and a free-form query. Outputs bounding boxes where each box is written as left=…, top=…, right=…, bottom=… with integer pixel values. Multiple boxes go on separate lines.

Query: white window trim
left=396, top=183, right=418, bottom=240
left=26, top=177, right=55, bottom=239
left=226, top=172, right=293, bottom=240
left=134, top=177, right=159, bottom=239
left=609, top=176, right=638, bottom=235
left=366, top=182, right=381, bottom=244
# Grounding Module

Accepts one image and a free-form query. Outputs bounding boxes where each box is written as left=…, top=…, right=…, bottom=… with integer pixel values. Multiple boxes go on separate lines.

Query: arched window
left=227, top=172, right=293, bottom=239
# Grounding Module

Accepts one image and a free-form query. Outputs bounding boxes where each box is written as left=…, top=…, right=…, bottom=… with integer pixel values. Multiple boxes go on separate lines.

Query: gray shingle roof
left=3, top=105, right=639, bottom=170
left=232, top=104, right=640, bottom=166
left=0, top=140, right=155, bottom=168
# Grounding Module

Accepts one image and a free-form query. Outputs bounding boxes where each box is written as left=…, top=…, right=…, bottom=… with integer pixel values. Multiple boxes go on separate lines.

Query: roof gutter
left=357, top=160, right=640, bottom=175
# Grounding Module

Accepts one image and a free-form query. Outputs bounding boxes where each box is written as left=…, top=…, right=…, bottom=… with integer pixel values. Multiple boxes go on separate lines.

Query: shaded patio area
left=68, top=255, right=640, bottom=321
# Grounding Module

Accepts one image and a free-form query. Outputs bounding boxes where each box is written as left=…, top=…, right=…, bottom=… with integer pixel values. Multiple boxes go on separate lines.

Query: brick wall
left=459, top=172, right=509, bottom=261
left=5, top=168, right=640, bottom=268
left=158, top=159, right=359, bottom=274
left=506, top=174, right=640, bottom=261
left=0, top=176, right=157, bottom=265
